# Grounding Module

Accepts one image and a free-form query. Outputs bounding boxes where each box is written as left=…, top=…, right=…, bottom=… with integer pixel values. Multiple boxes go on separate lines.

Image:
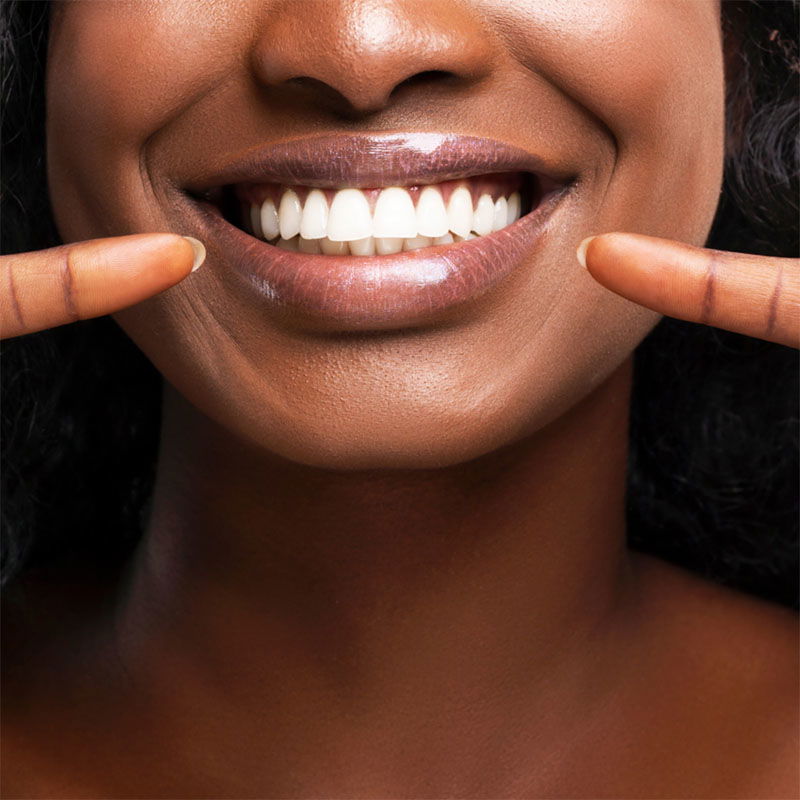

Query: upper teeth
left=245, top=183, right=523, bottom=254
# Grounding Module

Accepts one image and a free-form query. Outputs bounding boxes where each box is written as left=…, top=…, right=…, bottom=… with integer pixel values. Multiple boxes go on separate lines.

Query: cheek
left=46, top=0, right=242, bottom=237
left=493, top=0, right=725, bottom=242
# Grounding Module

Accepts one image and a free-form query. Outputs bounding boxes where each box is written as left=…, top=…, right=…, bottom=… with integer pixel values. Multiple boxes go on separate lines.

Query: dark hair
left=2, top=1, right=798, bottom=607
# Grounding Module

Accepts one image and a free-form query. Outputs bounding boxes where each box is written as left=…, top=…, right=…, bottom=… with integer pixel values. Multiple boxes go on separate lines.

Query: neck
left=113, top=357, right=640, bottom=788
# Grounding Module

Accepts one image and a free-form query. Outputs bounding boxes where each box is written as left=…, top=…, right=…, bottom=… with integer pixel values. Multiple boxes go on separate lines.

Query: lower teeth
left=273, top=232, right=479, bottom=255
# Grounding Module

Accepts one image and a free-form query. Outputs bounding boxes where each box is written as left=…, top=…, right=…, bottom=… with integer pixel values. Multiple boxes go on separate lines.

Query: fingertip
left=181, top=236, right=206, bottom=271
left=576, top=236, right=596, bottom=269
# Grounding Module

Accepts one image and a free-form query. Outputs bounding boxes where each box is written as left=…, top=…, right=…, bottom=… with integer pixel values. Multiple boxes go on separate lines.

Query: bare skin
left=1, top=0, right=798, bottom=797
left=3, top=541, right=797, bottom=798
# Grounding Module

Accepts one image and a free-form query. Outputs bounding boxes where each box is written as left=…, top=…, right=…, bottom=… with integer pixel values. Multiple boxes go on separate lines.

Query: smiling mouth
left=182, top=133, right=573, bottom=329
left=203, top=171, right=539, bottom=256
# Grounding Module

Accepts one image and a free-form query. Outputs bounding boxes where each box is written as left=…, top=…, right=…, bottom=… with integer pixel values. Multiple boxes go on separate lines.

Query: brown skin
left=2, top=1, right=798, bottom=797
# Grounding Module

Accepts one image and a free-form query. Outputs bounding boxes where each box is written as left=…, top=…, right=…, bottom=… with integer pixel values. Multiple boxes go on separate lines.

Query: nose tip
left=251, top=0, right=495, bottom=115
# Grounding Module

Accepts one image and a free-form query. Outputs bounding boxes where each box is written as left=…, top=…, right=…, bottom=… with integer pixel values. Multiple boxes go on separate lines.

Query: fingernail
left=182, top=236, right=206, bottom=271
left=576, top=236, right=596, bottom=269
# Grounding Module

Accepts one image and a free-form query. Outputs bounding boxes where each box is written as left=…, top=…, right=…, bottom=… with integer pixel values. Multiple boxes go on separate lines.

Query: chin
left=211, top=404, right=490, bottom=473
left=207, top=374, right=580, bottom=473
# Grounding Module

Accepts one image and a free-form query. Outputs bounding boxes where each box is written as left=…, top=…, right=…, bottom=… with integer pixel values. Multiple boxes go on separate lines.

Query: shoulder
left=631, top=552, right=798, bottom=798
left=633, top=549, right=797, bottom=651
left=633, top=550, right=797, bottom=671
left=2, top=567, right=120, bottom=799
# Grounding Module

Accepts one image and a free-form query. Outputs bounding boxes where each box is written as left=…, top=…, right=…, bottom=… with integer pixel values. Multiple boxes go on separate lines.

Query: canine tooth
left=249, top=205, right=263, bottom=238
left=300, top=190, right=329, bottom=240
left=349, top=236, right=375, bottom=256
left=403, top=235, right=432, bottom=251
left=433, top=233, right=454, bottom=245
left=375, top=236, right=404, bottom=255
left=298, top=236, right=321, bottom=254
left=327, top=189, right=373, bottom=241
left=446, top=186, right=473, bottom=238
left=472, top=194, right=494, bottom=236
left=278, top=190, right=302, bottom=239
left=492, top=197, right=508, bottom=232
left=260, top=199, right=280, bottom=240
left=415, top=186, right=449, bottom=238
left=373, top=187, right=417, bottom=238
left=507, top=192, right=521, bottom=224
left=276, top=236, right=299, bottom=251
left=320, top=237, right=348, bottom=255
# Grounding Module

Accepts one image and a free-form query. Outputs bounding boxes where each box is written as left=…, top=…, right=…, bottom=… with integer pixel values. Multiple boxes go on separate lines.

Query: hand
left=0, top=233, right=205, bottom=340
left=578, top=233, right=800, bottom=348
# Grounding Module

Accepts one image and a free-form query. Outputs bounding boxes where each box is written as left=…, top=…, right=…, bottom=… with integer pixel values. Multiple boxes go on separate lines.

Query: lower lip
left=190, top=187, right=570, bottom=330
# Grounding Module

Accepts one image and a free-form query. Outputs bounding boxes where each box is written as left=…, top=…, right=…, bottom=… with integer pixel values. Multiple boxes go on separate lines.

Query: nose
left=250, top=0, right=495, bottom=116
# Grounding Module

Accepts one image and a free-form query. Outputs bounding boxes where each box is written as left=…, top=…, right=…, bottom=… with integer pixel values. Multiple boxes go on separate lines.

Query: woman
left=1, top=0, right=798, bottom=797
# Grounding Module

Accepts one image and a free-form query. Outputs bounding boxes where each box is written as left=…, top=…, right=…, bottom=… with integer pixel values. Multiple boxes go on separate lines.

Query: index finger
left=579, top=233, right=800, bottom=348
left=0, top=233, right=205, bottom=339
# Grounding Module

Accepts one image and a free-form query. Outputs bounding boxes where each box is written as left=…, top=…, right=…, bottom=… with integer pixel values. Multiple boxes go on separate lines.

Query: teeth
left=248, top=182, right=527, bottom=254
left=375, top=236, right=405, bottom=255
left=507, top=192, right=521, bottom=225
left=299, top=189, right=329, bottom=240
left=260, top=199, right=280, bottom=240
left=320, top=237, right=349, bottom=255
left=472, top=194, right=495, bottom=236
left=373, top=187, right=417, bottom=238
left=492, top=197, right=508, bottom=233
left=250, top=206, right=264, bottom=239
left=328, top=189, right=373, bottom=242
left=276, top=236, right=299, bottom=251
left=298, top=236, right=321, bottom=254
left=415, top=187, right=449, bottom=238
left=404, top=235, right=433, bottom=251
left=250, top=205, right=263, bottom=238
left=446, top=186, right=473, bottom=238
left=349, top=236, right=376, bottom=256
left=278, top=189, right=302, bottom=239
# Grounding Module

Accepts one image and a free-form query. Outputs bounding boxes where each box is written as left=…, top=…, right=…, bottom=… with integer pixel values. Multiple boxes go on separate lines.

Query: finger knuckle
left=59, top=247, right=82, bottom=323
left=764, top=264, right=785, bottom=340
left=2, top=260, right=28, bottom=336
left=699, top=251, right=719, bottom=326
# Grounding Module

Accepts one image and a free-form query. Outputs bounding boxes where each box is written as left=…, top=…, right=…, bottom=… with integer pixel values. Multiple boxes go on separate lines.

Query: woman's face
left=46, top=0, right=724, bottom=469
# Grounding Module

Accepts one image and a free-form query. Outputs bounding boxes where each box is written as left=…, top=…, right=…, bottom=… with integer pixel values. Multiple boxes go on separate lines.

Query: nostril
left=280, top=75, right=392, bottom=117
left=390, top=69, right=458, bottom=97
left=283, top=76, right=352, bottom=105
left=285, top=75, right=331, bottom=92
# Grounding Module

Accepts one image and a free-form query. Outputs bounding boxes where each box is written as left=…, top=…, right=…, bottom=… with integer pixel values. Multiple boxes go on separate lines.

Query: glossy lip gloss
left=183, top=133, right=575, bottom=330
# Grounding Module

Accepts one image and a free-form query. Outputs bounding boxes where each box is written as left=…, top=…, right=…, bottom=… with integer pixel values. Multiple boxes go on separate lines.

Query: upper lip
left=183, top=132, right=572, bottom=196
